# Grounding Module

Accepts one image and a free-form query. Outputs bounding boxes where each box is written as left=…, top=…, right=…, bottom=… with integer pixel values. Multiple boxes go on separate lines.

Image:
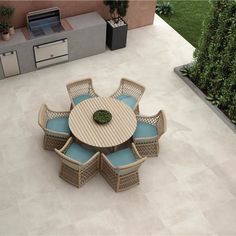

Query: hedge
left=192, top=0, right=236, bottom=124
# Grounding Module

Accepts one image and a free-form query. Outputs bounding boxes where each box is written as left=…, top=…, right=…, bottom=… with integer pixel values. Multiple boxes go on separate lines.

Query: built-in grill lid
left=26, top=7, right=64, bottom=38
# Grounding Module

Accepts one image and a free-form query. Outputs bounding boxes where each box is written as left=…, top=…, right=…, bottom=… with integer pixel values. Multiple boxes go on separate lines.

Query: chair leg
left=60, top=163, right=79, bottom=187
left=70, top=103, right=73, bottom=110
left=79, top=157, right=99, bottom=187
left=100, top=157, right=118, bottom=191
left=134, top=105, right=140, bottom=115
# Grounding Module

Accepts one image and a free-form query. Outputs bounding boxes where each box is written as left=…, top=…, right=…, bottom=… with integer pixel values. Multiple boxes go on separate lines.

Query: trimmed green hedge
left=192, top=0, right=236, bottom=124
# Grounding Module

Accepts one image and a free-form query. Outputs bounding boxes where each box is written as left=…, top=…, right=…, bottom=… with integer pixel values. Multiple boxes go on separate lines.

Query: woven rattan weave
left=38, top=104, right=70, bottom=151
left=100, top=143, right=146, bottom=192
left=66, top=78, right=99, bottom=108
left=133, top=110, right=167, bottom=157
left=110, top=78, right=145, bottom=114
left=55, top=137, right=100, bottom=188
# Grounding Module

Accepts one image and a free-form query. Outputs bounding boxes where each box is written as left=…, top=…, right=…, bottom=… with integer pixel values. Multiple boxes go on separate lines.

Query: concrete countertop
left=0, top=12, right=105, bottom=51
left=0, top=29, right=26, bottom=48
left=66, top=12, right=105, bottom=30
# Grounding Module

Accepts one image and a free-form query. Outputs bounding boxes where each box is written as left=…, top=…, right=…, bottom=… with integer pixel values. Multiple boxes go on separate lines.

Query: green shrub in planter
left=192, top=0, right=236, bottom=124
left=104, top=0, right=129, bottom=50
left=0, top=21, right=9, bottom=34
left=156, top=2, right=174, bottom=17
left=104, top=0, right=129, bottom=23
left=180, top=65, right=194, bottom=79
left=0, top=6, right=14, bottom=27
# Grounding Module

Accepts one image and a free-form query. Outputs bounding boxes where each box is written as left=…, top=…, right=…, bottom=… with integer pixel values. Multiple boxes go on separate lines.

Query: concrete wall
left=0, top=0, right=156, bottom=30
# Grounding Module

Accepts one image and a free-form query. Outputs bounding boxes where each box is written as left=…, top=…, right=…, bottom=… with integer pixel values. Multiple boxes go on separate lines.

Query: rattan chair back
left=134, top=110, right=167, bottom=157
left=66, top=78, right=98, bottom=107
left=110, top=78, right=145, bottom=112
left=38, top=104, right=70, bottom=150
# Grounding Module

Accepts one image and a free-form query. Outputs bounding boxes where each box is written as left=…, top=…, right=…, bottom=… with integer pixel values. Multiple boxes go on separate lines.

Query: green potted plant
left=93, top=110, right=112, bottom=124
left=0, top=6, right=15, bottom=35
left=103, top=0, right=129, bottom=50
left=156, top=2, right=174, bottom=17
left=0, top=22, right=10, bottom=41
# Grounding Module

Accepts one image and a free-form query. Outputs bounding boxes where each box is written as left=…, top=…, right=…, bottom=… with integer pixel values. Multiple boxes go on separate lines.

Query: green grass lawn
left=157, top=0, right=211, bottom=48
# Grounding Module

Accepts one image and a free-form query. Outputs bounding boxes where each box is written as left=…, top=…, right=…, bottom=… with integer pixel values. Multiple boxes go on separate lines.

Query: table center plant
left=93, top=110, right=112, bottom=124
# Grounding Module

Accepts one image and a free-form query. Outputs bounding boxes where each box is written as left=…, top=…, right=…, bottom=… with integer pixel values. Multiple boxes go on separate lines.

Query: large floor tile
left=18, top=192, right=70, bottom=232
left=0, top=176, right=18, bottom=211
left=204, top=198, right=236, bottom=236
left=145, top=182, right=199, bottom=228
left=211, top=159, right=236, bottom=196
left=0, top=206, right=28, bottom=236
left=183, top=169, right=234, bottom=211
left=169, top=213, right=218, bottom=236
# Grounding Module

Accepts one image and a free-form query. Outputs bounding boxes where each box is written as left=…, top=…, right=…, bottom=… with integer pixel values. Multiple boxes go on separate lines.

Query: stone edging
left=174, top=64, right=236, bottom=133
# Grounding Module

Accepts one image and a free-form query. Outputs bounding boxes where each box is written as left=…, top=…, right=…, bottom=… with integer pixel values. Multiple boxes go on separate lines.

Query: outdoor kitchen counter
left=0, top=11, right=106, bottom=79
left=66, top=12, right=106, bottom=30
left=0, top=29, right=26, bottom=48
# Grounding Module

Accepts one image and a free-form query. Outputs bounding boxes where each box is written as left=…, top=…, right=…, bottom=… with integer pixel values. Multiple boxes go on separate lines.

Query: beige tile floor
left=0, top=15, right=236, bottom=236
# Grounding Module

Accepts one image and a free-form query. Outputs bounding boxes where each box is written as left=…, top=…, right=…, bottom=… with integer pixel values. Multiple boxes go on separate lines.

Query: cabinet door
left=34, top=39, right=68, bottom=62
left=0, top=51, right=20, bottom=77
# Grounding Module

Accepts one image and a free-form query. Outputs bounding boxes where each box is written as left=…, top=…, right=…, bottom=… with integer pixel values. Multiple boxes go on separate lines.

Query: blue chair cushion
left=116, top=95, right=137, bottom=109
left=107, top=148, right=137, bottom=167
left=46, top=117, right=70, bottom=134
left=65, top=142, right=96, bottom=164
left=73, top=94, right=92, bottom=105
left=133, top=122, right=157, bottom=138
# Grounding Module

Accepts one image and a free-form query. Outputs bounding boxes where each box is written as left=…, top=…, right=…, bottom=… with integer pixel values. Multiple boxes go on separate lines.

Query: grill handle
left=36, top=39, right=67, bottom=49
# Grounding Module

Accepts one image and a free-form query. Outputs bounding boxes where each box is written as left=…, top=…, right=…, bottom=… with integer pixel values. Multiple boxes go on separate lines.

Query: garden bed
left=174, top=64, right=236, bottom=133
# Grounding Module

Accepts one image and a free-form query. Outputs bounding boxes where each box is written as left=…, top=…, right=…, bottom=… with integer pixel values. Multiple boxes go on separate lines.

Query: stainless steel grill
left=26, top=7, right=65, bottom=38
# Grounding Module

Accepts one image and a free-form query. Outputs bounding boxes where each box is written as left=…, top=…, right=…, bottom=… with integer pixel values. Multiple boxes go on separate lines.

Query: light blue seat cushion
left=133, top=122, right=157, bottom=138
left=73, top=94, right=92, bottom=105
left=116, top=95, right=137, bottom=109
left=46, top=117, right=70, bottom=134
left=65, top=143, right=96, bottom=164
left=107, top=148, right=137, bottom=167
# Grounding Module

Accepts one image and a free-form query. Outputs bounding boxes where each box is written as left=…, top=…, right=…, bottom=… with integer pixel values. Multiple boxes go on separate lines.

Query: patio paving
left=0, top=15, right=236, bottom=236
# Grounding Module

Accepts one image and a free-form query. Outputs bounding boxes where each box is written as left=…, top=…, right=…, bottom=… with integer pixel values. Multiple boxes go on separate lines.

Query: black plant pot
left=106, top=17, right=128, bottom=50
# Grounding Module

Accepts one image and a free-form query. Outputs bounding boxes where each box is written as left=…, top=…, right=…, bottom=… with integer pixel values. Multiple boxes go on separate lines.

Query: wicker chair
left=133, top=110, right=167, bottom=157
left=110, top=78, right=145, bottom=114
left=55, top=137, right=100, bottom=188
left=100, top=143, right=146, bottom=192
left=38, top=104, right=71, bottom=151
left=66, top=78, right=98, bottom=108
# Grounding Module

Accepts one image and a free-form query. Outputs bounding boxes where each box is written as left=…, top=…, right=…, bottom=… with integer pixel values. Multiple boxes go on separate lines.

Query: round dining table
left=68, top=97, right=137, bottom=148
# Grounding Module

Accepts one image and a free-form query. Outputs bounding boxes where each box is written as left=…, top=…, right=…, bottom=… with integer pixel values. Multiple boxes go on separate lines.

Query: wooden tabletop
left=69, top=97, right=137, bottom=148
